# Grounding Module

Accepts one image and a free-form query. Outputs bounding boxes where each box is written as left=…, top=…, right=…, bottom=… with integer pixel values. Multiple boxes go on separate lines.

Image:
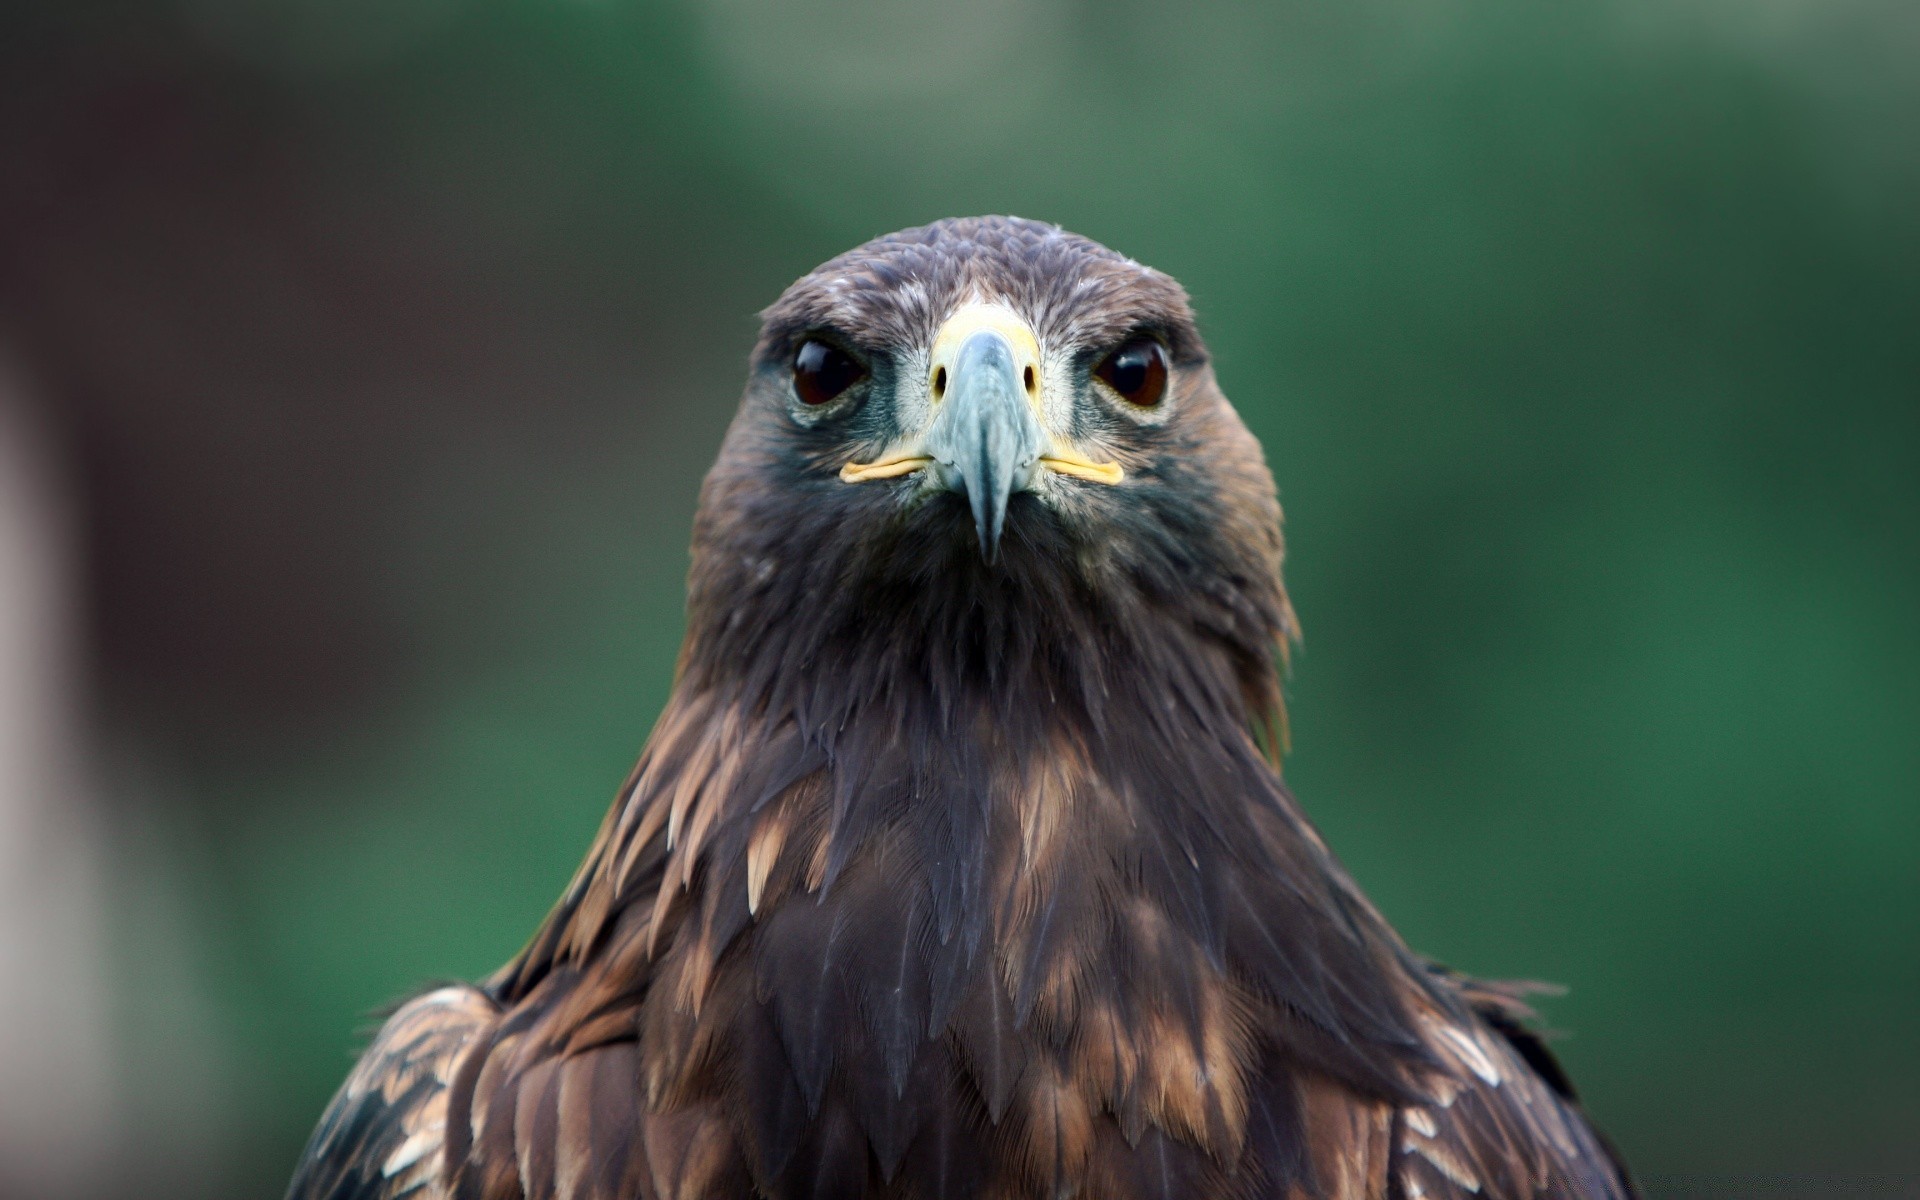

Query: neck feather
left=500, top=560, right=1437, bottom=1111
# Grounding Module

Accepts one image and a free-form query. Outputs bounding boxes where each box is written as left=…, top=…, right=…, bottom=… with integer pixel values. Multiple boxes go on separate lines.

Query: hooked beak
left=924, top=324, right=1045, bottom=560
left=838, top=303, right=1125, bottom=561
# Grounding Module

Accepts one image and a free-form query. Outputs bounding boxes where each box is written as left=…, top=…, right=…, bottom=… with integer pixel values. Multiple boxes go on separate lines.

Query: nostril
left=933, top=366, right=947, bottom=400
left=1023, top=365, right=1035, bottom=394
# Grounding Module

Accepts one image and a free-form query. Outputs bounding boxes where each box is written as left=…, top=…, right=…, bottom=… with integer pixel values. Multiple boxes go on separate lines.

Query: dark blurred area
left=0, top=1, right=1913, bottom=1198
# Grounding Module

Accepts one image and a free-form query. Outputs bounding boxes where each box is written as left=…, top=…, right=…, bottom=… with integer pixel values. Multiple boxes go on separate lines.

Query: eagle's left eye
left=1094, top=337, right=1169, bottom=408
left=793, top=339, right=866, bottom=406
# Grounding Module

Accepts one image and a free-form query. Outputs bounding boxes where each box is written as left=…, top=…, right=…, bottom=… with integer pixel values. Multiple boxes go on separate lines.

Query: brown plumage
left=287, top=217, right=1636, bottom=1200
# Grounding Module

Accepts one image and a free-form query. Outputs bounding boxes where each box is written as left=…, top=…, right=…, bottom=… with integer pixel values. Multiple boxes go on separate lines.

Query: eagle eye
left=792, top=339, right=865, bottom=406
left=1094, top=337, right=1169, bottom=408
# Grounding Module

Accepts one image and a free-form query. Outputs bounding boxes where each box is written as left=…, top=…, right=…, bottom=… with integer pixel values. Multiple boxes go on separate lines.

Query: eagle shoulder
left=286, top=985, right=497, bottom=1200
left=1382, top=971, right=1639, bottom=1200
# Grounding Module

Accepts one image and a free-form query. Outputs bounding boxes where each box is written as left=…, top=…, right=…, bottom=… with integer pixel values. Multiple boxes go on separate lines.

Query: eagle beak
left=922, top=319, right=1047, bottom=561
left=838, top=303, right=1126, bottom=560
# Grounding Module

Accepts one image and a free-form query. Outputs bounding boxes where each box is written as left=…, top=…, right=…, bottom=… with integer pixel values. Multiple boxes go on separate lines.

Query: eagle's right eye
left=793, top=339, right=865, bottom=406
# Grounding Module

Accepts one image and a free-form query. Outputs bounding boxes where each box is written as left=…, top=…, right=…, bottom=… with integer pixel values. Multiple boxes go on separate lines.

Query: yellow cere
left=841, top=302, right=1125, bottom=485
left=925, top=302, right=1043, bottom=403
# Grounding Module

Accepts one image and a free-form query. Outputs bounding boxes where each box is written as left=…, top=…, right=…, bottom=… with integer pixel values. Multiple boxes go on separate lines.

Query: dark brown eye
left=792, top=339, right=866, bottom=406
left=1094, top=337, right=1169, bottom=408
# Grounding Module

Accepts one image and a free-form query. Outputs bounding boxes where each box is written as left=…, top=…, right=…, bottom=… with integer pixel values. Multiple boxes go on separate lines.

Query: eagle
left=287, top=217, right=1635, bottom=1200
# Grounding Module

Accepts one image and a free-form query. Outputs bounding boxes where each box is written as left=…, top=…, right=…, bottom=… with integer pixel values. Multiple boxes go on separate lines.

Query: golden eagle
left=287, top=217, right=1635, bottom=1200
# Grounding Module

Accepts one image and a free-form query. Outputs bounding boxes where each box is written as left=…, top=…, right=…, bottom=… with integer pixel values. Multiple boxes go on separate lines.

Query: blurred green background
left=0, top=1, right=1913, bottom=1197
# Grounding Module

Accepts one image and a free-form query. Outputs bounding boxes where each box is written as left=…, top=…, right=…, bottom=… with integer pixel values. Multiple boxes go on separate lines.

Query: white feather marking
left=1437, top=1022, right=1503, bottom=1086
left=1410, top=1137, right=1483, bottom=1192
left=382, top=1124, right=443, bottom=1177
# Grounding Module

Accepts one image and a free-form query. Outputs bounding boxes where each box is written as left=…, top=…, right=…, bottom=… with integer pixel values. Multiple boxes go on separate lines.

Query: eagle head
left=687, top=216, right=1295, bottom=738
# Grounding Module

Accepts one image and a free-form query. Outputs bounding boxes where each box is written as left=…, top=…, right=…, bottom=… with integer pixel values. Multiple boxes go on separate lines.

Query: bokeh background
left=0, top=1, right=1914, bottom=1197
